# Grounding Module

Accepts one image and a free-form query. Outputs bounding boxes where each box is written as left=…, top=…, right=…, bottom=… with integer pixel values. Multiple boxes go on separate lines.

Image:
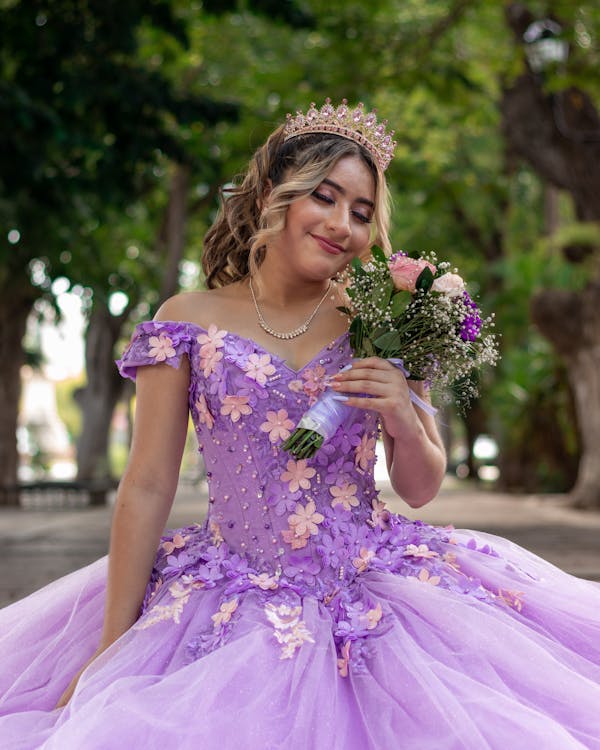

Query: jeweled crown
left=283, top=98, right=396, bottom=171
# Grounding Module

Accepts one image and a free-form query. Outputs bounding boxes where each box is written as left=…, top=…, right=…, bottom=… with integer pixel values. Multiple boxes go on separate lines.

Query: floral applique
left=248, top=571, right=279, bottom=590
left=196, top=394, right=214, bottom=430
left=134, top=581, right=200, bottom=630
left=244, top=352, right=276, bottom=385
left=209, top=520, right=224, bottom=546
left=280, top=458, right=316, bottom=492
left=355, top=433, right=376, bottom=472
left=220, top=393, right=253, bottom=422
left=368, top=498, right=390, bottom=529
left=497, top=589, right=525, bottom=612
left=364, top=602, right=383, bottom=630
left=337, top=640, right=351, bottom=677
left=403, top=544, right=439, bottom=559
left=197, top=325, right=227, bottom=377
left=301, top=365, right=328, bottom=404
left=411, top=568, right=441, bottom=586
left=260, top=409, right=295, bottom=443
left=282, top=500, right=324, bottom=550
left=185, top=595, right=241, bottom=662
left=352, top=547, right=375, bottom=573
left=212, top=597, right=239, bottom=627
left=264, top=602, right=315, bottom=659
left=288, top=379, right=304, bottom=394
left=442, top=551, right=461, bottom=571
left=148, top=333, right=176, bottom=362
left=162, top=533, right=188, bottom=555
left=330, top=481, right=359, bottom=511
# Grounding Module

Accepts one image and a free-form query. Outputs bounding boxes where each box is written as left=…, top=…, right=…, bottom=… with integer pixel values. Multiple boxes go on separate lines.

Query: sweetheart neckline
left=155, top=319, right=350, bottom=375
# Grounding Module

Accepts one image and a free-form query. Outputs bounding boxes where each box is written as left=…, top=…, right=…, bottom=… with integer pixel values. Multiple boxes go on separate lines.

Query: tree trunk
left=531, top=282, right=600, bottom=507
left=158, top=163, right=190, bottom=304
left=502, top=3, right=600, bottom=506
left=0, top=282, right=37, bottom=505
left=75, top=300, right=128, bottom=483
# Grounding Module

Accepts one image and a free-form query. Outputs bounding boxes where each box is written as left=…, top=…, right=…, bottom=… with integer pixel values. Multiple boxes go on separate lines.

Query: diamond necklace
left=249, top=278, right=332, bottom=340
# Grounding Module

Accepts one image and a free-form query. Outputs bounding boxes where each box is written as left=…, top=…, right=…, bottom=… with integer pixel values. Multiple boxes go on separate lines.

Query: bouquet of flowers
left=281, top=246, right=499, bottom=459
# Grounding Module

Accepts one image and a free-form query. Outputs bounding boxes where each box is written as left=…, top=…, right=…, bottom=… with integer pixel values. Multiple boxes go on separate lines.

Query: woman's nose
left=326, top=205, right=351, bottom=237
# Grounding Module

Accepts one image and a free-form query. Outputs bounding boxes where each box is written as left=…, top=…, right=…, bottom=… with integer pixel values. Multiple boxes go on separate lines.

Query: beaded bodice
left=118, top=320, right=383, bottom=591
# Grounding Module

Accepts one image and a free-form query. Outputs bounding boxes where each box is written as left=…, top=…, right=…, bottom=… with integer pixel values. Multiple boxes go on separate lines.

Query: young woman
left=1, top=100, right=599, bottom=749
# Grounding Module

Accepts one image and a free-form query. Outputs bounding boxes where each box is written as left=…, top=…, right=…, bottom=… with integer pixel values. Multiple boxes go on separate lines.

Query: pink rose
left=431, top=272, right=465, bottom=297
left=388, top=256, right=436, bottom=292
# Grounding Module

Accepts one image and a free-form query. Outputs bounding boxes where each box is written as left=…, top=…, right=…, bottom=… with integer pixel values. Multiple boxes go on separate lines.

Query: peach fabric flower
left=196, top=394, right=214, bottom=430
left=369, top=498, right=391, bottom=529
left=388, top=255, right=436, bottom=293
left=248, top=572, right=279, bottom=590
left=211, top=597, right=239, bottom=627
left=244, top=353, right=276, bottom=385
left=337, top=640, right=351, bottom=677
left=352, top=547, right=375, bottom=573
left=330, top=482, right=359, bottom=512
left=197, top=325, right=227, bottom=376
left=415, top=568, right=441, bottom=586
left=162, top=533, right=187, bottom=555
left=260, top=409, right=295, bottom=443
left=288, top=500, right=324, bottom=537
left=355, top=434, right=376, bottom=471
left=280, top=459, right=316, bottom=492
left=364, top=602, right=383, bottom=630
left=196, top=324, right=227, bottom=352
left=404, top=543, right=439, bottom=559
left=281, top=527, right=311, bottom=550
left=148, top=333, right=176, bottom=362
left=220, top=394, right=253, bottom=423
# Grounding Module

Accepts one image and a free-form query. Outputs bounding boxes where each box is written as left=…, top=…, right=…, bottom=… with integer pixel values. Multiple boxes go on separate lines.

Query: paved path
left=1, top=478, right=599, bottom=607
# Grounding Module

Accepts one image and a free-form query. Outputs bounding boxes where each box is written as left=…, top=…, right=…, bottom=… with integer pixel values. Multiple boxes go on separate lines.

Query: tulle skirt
left=1, top=528, right=600, bottom=750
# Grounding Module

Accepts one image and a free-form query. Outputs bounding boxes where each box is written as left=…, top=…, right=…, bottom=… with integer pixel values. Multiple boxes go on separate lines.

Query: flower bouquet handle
left=282, top=247, right=498, bottom=459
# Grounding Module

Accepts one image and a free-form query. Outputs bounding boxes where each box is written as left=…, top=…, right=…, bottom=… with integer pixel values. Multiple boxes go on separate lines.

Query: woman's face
left=270, top=154, right=376, bottom=281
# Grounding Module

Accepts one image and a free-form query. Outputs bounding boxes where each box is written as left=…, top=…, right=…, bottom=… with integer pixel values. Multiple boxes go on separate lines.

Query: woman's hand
left=329, top=357, right=418, bottom=438
left=55, top=647, right=104, bottom=709
left=330, top=356, right=446, bottom=507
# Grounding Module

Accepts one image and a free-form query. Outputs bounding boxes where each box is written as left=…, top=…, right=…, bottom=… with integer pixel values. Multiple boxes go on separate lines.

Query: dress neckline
left=159, top=320, right=350, bottom=375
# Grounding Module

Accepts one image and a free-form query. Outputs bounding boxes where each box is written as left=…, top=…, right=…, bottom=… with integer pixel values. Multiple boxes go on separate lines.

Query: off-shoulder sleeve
left=116, top=321, right=194, bottom=381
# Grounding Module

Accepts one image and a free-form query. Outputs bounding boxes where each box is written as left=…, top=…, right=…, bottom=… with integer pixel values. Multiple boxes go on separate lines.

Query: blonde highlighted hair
left=202, top=124, right=392, bottom=289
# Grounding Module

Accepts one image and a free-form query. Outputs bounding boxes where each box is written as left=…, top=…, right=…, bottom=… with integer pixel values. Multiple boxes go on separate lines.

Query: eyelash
left=312, top=191, right=372, bottom=224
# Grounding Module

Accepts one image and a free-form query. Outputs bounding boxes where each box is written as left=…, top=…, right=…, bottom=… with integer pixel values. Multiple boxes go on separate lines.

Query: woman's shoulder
left=155, top=286, right=244, bottom=327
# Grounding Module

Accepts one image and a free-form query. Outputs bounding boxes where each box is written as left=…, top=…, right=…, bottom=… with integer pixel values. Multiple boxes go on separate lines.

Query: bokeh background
left=2, top=0, right=600, bottom=511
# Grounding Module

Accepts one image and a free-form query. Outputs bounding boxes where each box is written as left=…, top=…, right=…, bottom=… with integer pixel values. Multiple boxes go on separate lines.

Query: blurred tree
left=0, top=0, right=237, bottom=500
left=501, top=1, right=600, bottom=506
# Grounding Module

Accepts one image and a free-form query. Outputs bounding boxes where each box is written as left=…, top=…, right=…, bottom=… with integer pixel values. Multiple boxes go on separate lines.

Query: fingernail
left=331, top=394, right=349, bottom=402
left=339, top=363, right=353, bottom=372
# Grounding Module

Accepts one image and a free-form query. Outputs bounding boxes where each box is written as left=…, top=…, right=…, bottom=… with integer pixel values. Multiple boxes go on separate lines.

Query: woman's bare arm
left=56, top=351, right=190, bottom=707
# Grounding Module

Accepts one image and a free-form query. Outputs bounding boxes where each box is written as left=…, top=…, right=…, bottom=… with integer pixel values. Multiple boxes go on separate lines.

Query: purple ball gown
left=1, top=320, right=600, bottom=749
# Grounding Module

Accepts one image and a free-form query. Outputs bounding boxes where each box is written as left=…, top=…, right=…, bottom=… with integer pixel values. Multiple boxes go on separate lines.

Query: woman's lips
left=311, top=234, right=344, bottom=255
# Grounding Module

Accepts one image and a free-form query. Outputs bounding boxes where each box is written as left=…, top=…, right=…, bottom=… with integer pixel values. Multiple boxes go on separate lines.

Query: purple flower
left=283, top=554, right=322, bottom=585
left=316, top=533, right=350, bottom=569
left=459, top=292, right=482, bottom=342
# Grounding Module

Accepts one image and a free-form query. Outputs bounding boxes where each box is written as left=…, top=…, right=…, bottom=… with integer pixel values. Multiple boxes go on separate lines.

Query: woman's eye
left=312, top=191, right=334, bottom=204
left=353, top=211, right=372, bottom=224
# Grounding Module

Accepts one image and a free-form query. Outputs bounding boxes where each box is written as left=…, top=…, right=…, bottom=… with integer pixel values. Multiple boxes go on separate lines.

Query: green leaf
left=351, top=257, right=365, bottom=276
left=370, top=245, right=387, bottom=264
left=390, top=291, right=408, bottom=318
left=416, top=266, right=434, bottom=293
left=374, top=330, right=402, bottom=352
left=336, top=305, right=352, bottom=316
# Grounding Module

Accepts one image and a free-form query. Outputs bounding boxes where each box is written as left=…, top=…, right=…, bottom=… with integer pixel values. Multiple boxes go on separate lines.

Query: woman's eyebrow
left=321, top=178, right=375, bottom=208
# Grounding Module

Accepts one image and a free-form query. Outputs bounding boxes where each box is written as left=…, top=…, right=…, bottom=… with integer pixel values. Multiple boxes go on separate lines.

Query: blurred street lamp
left=523, top=19, right=569, bottom=73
